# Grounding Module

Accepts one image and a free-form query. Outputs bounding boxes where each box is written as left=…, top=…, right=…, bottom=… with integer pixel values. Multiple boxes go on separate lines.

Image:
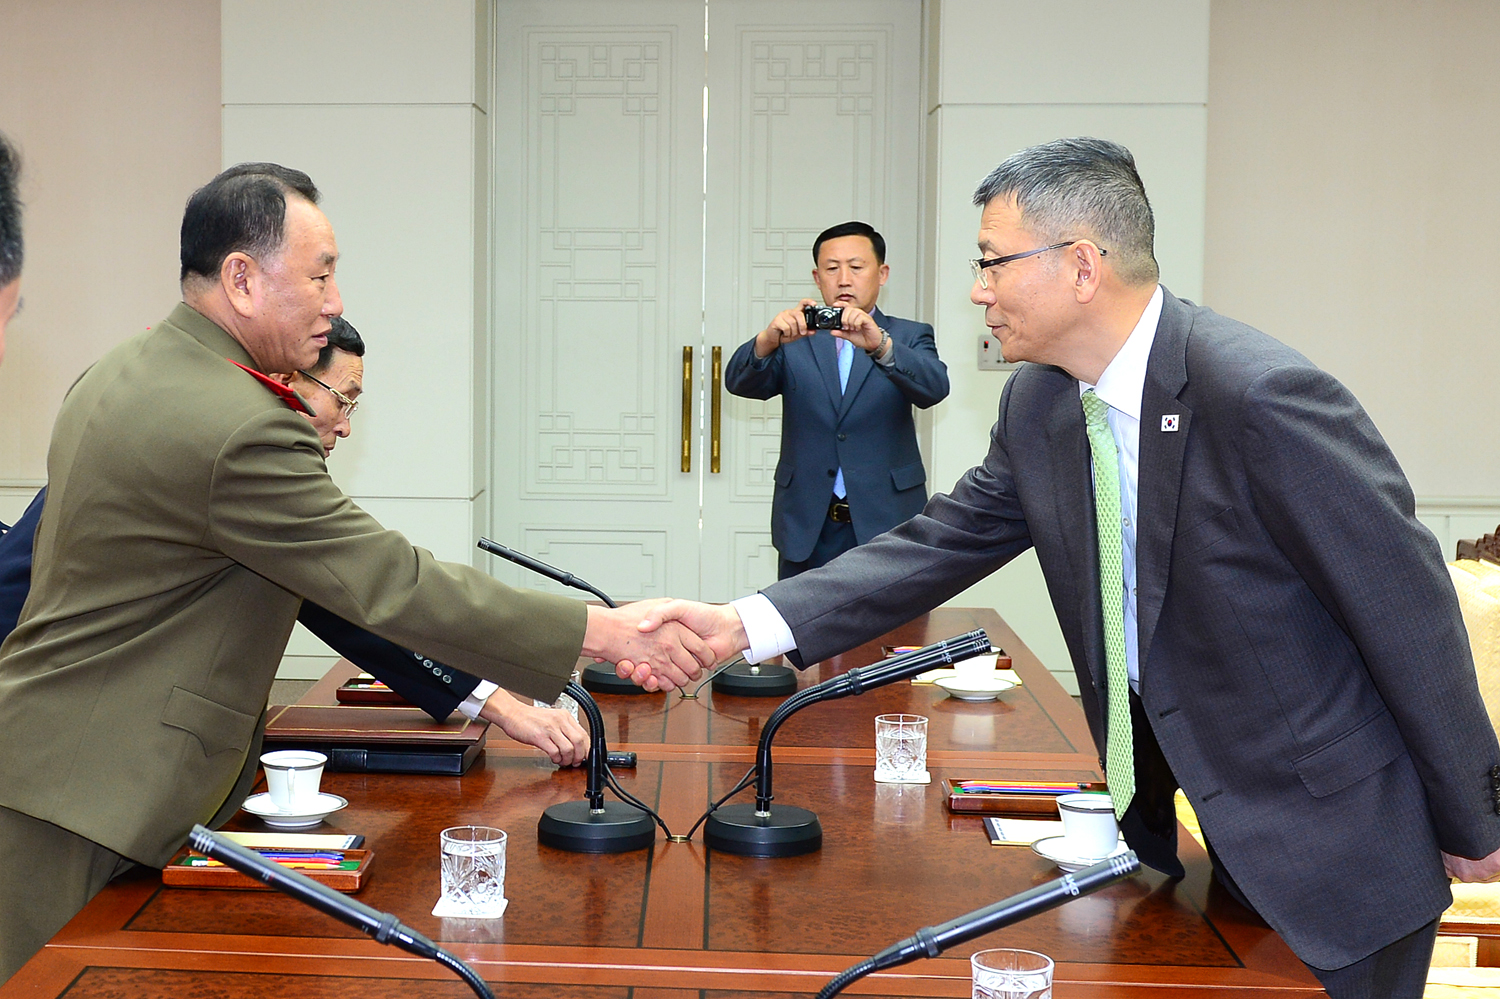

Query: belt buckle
left=829, top=499, right=851, bottom=524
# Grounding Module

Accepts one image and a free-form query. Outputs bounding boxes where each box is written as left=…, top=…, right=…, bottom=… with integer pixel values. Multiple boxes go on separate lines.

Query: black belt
left=828, top=498, right=851, bottom=523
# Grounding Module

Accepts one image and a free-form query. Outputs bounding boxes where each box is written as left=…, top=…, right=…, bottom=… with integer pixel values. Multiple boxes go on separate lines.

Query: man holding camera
left=724, top=221, right=949, bottom=578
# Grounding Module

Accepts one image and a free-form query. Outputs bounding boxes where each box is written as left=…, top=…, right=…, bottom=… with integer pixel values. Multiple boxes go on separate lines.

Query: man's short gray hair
left=972, top=137, right=1159, bottom=286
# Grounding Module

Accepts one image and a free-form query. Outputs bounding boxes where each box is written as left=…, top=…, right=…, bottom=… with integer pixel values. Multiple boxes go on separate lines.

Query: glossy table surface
left=3, top=609, right=1323, bottom=997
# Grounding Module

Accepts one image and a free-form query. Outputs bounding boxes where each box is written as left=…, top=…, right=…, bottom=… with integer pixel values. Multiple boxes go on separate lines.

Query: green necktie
left=1081, top=389, right=1134, bottom=819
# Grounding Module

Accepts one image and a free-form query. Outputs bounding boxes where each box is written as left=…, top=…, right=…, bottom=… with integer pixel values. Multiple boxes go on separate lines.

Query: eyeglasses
left=298, top=369, right=360, bottom=418
left=969, top=240, right=1107, bottom=289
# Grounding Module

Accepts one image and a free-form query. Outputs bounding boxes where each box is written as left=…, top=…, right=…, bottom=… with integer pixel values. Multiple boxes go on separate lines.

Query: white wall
left=1205, top=0, right=1500, bottom=507
left=220, top=0, right=494, bottom=679
left=923, top=0, right=1210, bottom=692
left=0, top=0, right=220, bottom=517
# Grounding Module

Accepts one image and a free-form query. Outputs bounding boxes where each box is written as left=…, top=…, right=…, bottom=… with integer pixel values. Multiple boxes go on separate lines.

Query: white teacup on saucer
left=1055, top=791, right=1118, bottom=860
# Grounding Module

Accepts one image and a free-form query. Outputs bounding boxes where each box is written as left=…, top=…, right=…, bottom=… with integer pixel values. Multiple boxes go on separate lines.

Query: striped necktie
left=1081, top=389, right=1134, bottom=819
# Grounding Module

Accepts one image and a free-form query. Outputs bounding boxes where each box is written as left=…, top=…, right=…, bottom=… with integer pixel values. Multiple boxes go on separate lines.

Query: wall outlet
left=978, top=333, right=1017, bottom=371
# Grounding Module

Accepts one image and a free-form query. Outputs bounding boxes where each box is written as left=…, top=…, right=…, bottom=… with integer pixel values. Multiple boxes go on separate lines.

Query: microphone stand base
left=711, top=661, right=799, bottom=697
left=579, top=663, right=651, bottom=695
left=704, top=803, right=822, bottom=857
left=538, top=800, right=656, bottom=853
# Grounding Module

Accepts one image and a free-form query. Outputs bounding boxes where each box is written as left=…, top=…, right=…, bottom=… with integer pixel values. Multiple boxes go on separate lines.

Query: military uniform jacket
left=0, top=304, right=585, bottom=867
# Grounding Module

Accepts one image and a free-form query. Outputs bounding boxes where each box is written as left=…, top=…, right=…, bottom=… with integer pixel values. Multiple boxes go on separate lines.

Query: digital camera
left=802, top=304, right=844, bottom=330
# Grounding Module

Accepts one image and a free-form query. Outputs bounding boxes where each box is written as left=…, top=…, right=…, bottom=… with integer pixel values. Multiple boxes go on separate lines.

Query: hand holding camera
left=753, top=299, right=888, bottom=359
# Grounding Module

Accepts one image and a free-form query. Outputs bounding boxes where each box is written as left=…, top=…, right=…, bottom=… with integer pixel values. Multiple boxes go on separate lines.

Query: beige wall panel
left=223, top=104, right=482, bottom=500
left=1205, top=0, right=1500, bottom=499
left=0, top=0, right=220, bottom=482
left=222, top=0, right=485, bottom=108
left=353, top=496, right=480, bottom=565
left=936, top=0, right=1208, bottom=106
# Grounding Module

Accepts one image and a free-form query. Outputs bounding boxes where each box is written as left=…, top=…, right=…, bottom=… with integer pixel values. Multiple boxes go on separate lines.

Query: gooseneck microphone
left=816, top=851, right=1141, bottom=998
left=186, top=825, right=494, bottom=999
left=477, top=538, right=643, bottom=695
left=476, top=538, right=615, bottom=607
left=534, top=681, right=658, bottom=853
left=702, top=629, right=993, bottom=857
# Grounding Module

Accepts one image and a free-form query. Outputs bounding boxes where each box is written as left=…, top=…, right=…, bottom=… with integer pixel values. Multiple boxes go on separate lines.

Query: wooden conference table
left=3, top=608, right=1323, bottom=997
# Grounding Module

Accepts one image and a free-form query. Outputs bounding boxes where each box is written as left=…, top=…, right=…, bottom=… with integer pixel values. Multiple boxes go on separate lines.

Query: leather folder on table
left=263, top=704, right=489, bottom=776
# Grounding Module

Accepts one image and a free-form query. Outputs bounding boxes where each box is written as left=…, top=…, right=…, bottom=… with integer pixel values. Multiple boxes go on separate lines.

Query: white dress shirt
left=734, top=285, right=1165, bottom=690
left=458, top=680, right=497, bottom=720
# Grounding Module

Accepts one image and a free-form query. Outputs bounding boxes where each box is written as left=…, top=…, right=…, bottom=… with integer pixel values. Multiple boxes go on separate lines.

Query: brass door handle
left=681, top=346, right=693, bottom=472
left=710, top=345, right=722, bottom=474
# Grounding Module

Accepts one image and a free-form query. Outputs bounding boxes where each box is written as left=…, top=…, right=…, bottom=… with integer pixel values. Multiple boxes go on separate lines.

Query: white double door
left=491, top=0, right=921, bottom=603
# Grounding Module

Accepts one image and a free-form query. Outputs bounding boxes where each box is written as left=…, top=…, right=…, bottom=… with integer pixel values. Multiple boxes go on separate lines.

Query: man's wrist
left=753, top=329, right=781, bottom=357
left=866, top=327, right=892, bottom=362
left=463, top=680, right=502, bottom=721
left=731, top=593, right=795, bottom=663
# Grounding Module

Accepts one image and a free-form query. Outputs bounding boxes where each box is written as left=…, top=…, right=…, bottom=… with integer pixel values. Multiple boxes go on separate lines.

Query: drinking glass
left=433, top=826, right=508, bottom=918
left=971, top=948, right=1054, bottom=999
left=874, top=713, right=928, bottom=781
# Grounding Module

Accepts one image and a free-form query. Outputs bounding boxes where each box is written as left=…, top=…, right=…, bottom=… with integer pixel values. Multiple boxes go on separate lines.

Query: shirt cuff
left=873, top=339, right=896, bottom=367
left=731, top=593, right=797, bottom=664
left=457, top=679, right=499, bottom=720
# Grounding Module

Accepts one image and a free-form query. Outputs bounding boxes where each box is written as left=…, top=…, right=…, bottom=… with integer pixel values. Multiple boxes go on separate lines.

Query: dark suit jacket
left=724, top=307, right=949, bottom=561
left=764, top=288, right=1500, bottom=970
left=0, top=487, right=478, bottom=722
left=0, top=489, right=43, bottom=637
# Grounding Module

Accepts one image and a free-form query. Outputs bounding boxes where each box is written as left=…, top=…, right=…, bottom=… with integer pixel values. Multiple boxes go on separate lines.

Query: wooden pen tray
left=945, top=778, right=1108, bottom=815
left=162, top=847, right=372, bottom=893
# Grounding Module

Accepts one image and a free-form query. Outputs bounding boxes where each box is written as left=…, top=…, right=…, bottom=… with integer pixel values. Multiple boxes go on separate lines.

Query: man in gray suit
left=634, top=138, right=1500, bottom=998
left=724, top=222, right=948, bottom=578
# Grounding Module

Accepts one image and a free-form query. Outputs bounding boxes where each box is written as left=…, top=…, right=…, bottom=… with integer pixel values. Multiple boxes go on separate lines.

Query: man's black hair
left=0, top=133, right=22, bottom=287
left=811, top=221, right=885, bottom=265
left=180, top=163, right=320, bottom=282
left=309, top=315, right=365, bottom=375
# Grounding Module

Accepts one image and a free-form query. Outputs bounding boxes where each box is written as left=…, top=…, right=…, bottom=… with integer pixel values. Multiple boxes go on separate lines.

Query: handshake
left=581, top=600, right=749, bottom=692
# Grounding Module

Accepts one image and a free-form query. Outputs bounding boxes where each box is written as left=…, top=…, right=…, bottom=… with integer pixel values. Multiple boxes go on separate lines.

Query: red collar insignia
left=229, top=360, right=316, bottom=416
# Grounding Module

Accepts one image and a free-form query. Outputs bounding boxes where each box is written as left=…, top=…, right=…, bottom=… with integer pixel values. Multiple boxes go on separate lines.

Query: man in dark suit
left=724, top=221, right=948, bottom=578
left=636, top=138, right=1500, bottom=998
left=0, top=316, right=588, bottom=764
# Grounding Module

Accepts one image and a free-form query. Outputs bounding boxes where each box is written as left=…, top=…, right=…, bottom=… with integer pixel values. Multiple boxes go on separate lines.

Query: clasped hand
left=583, top=600, right=737, bottom=692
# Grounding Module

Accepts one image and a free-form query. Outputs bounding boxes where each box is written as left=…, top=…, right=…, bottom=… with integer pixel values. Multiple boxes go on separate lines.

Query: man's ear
left=1071, top=241, right=1106, bottom=305
left=267, top=372, right=295, bottom=387
left=221, top=252, right=258, bottom=319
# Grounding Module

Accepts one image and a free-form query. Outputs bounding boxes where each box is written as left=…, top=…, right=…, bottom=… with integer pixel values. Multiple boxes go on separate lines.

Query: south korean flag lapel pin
left=1160, top=414, right=1180, bottom=432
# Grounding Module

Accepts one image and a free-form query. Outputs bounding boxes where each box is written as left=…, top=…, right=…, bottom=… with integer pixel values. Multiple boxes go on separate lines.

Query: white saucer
left=1030, top=834, right=1129, bottom=873
left=934, top=675, right=1017, bottom=701
left=241, top=791, right=348, bottom=829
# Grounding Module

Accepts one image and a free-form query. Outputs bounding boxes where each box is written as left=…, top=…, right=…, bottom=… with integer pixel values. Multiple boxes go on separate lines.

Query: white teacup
left=1055, top=792, right=1118, bottom=859
left=261, top=750, right=327, bottom=813
left=955, top=652, right=999, bottom=677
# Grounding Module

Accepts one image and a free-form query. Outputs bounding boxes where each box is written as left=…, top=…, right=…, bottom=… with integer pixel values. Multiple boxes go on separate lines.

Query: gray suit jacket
left=724, top=307, right=949, bottom=561
left=764, top=288, right=1500, bottom=969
